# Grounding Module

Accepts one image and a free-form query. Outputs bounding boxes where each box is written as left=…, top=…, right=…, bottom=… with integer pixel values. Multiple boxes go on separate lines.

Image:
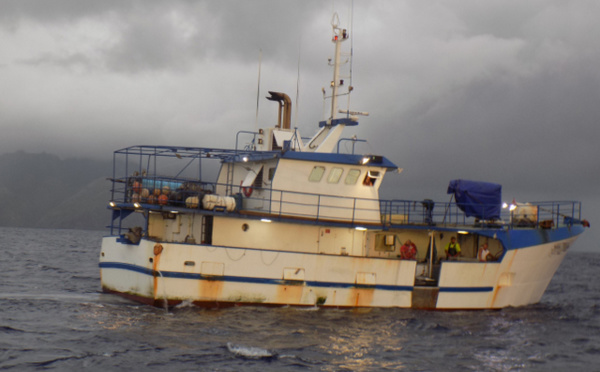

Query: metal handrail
left=108, top=145, right=583, bottom=233
left=109, top=174, right=582, bottom=229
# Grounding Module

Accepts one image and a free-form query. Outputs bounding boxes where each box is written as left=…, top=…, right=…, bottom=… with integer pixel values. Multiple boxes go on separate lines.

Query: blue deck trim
left=281, top=151, right=398, bottom=169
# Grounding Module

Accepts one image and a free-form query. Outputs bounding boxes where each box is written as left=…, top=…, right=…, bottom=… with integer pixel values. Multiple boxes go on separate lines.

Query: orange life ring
left=241, top=181, right=253, bottom=197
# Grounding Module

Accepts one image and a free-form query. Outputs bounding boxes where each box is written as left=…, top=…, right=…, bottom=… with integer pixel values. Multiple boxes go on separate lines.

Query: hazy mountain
left=0, top=152, right=113, bottom=230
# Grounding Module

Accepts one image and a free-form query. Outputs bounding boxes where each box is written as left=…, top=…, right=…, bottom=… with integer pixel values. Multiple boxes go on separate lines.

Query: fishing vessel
left=99, top=16, right=588, bottom=310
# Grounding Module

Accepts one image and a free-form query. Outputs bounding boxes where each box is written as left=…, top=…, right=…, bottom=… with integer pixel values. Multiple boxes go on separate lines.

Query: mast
left=329, top=13, right=349, bottom=121
left=303, top=12, right=361, bottom=153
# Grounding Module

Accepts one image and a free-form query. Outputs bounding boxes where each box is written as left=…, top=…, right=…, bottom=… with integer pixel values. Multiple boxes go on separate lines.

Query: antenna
left=294, top=40, right=301, bottom=128
left=347, top=0, right=355, bottom=116
left=254, top=49, right=262, bottom=131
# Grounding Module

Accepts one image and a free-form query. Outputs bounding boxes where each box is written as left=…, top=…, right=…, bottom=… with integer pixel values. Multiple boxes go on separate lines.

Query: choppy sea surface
left=1, top=227, right=599, bottom=371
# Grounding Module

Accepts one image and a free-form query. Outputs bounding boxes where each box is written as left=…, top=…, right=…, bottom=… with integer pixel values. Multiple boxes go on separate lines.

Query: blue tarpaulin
left=447, top=179, right=502, bottom=220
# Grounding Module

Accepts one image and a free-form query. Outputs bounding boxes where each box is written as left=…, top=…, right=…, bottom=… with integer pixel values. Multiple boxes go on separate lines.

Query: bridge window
left=363, top=170, right=380, bottom=186
left=309, top=166, right=326, bottom=182
left=327, top=167, right=343, bottom=183
left=345, top=169, right=361, bottom=185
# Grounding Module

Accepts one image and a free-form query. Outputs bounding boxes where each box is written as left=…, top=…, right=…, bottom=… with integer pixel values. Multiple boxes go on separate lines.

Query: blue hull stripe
left=439, top=286, right=493, bottom=293
left=100, top=262, right=495, bottom=294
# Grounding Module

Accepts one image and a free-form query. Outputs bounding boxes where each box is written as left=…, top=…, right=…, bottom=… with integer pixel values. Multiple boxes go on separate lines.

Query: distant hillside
left=0, top=152, right=113, bottom=230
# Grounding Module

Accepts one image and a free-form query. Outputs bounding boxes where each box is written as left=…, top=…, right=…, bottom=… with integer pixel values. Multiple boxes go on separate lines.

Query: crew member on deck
left=400, top=240, right=418, bottom=260
left=445, top=237, right=461, bottom=260
left=478, top=243, right=491, bottom=262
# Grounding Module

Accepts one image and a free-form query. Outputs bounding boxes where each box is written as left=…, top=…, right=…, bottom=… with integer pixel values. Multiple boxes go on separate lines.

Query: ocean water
left=1, top=227, right=599, bottom=371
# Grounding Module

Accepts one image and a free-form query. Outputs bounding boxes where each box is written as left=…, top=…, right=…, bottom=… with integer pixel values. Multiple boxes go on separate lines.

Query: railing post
left=316, top=194, right=321, bottom=222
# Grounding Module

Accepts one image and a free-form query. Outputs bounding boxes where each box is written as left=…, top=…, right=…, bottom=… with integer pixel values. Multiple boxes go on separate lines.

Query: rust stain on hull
left=152, top=243, right=163, bottom=300
left=275, top=284, right=304, bottom=305
left=490, top=250, right=517, bottom=307
left=199, top=278, right=224, bottom=301
left=352, top=288, right=374, bottom=307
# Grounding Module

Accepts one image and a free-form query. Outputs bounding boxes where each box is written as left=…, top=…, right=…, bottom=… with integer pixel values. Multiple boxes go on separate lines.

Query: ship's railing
left=109, top=176, right=379, bottom=224
left=379, top=199, right=583, bottom=229
left=109, top=174, right=217, bottom=207
left=108, top=173, right=583, bottom=231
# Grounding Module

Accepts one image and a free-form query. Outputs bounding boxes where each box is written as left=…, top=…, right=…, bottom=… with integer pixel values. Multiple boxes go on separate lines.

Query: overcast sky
left=1, top=0, right=598, bottom=248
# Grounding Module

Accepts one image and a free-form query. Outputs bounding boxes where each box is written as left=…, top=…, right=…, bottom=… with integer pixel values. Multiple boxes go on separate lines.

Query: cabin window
left=268, top=167, right=275, bottom=181
left=327, top=167, right=343, bottom=184
left=344, top=169, right=361, bottom=185
left=309, top=166, right=326, bottom=182
left=363, top=170, right=380, bottom=186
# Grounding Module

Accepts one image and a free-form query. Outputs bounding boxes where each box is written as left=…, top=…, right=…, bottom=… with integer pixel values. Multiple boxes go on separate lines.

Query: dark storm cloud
left=393, top=68, right=600, bottom=198
left=0, top=0, right=125, bottom=26
left=0, top=1, right=598, bottom=247
left=1, top=0, right=326, bottom=73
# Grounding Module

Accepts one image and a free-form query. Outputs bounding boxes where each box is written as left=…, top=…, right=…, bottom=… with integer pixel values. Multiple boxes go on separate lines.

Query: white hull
left=100, top=233, right=577, bottom=309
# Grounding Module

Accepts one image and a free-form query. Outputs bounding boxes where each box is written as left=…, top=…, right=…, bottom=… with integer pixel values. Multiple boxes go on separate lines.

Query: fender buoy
left=158, top=194, right=168, bottom=205
left=241, top=181, right=253, bottom=197
left=132, top=181, right=142, bottom=194
left=153, top=243, right=163, bottom=256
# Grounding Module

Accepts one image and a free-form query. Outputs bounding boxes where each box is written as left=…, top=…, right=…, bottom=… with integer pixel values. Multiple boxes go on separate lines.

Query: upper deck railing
left=108, top=172, right=582, bottom=231
left=107, top=145, right=583, bottom=233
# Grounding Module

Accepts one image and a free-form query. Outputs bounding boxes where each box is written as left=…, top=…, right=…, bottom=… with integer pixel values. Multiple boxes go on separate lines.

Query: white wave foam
left=226, top=342, right=276, bottom=359
left=173, top=299, right=195, bottom=308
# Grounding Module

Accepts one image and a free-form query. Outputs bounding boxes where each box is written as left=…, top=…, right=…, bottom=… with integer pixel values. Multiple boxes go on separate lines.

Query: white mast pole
left=255, top=49, right=262, bottom=132
left=329, top=13, right=347, bottom=122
